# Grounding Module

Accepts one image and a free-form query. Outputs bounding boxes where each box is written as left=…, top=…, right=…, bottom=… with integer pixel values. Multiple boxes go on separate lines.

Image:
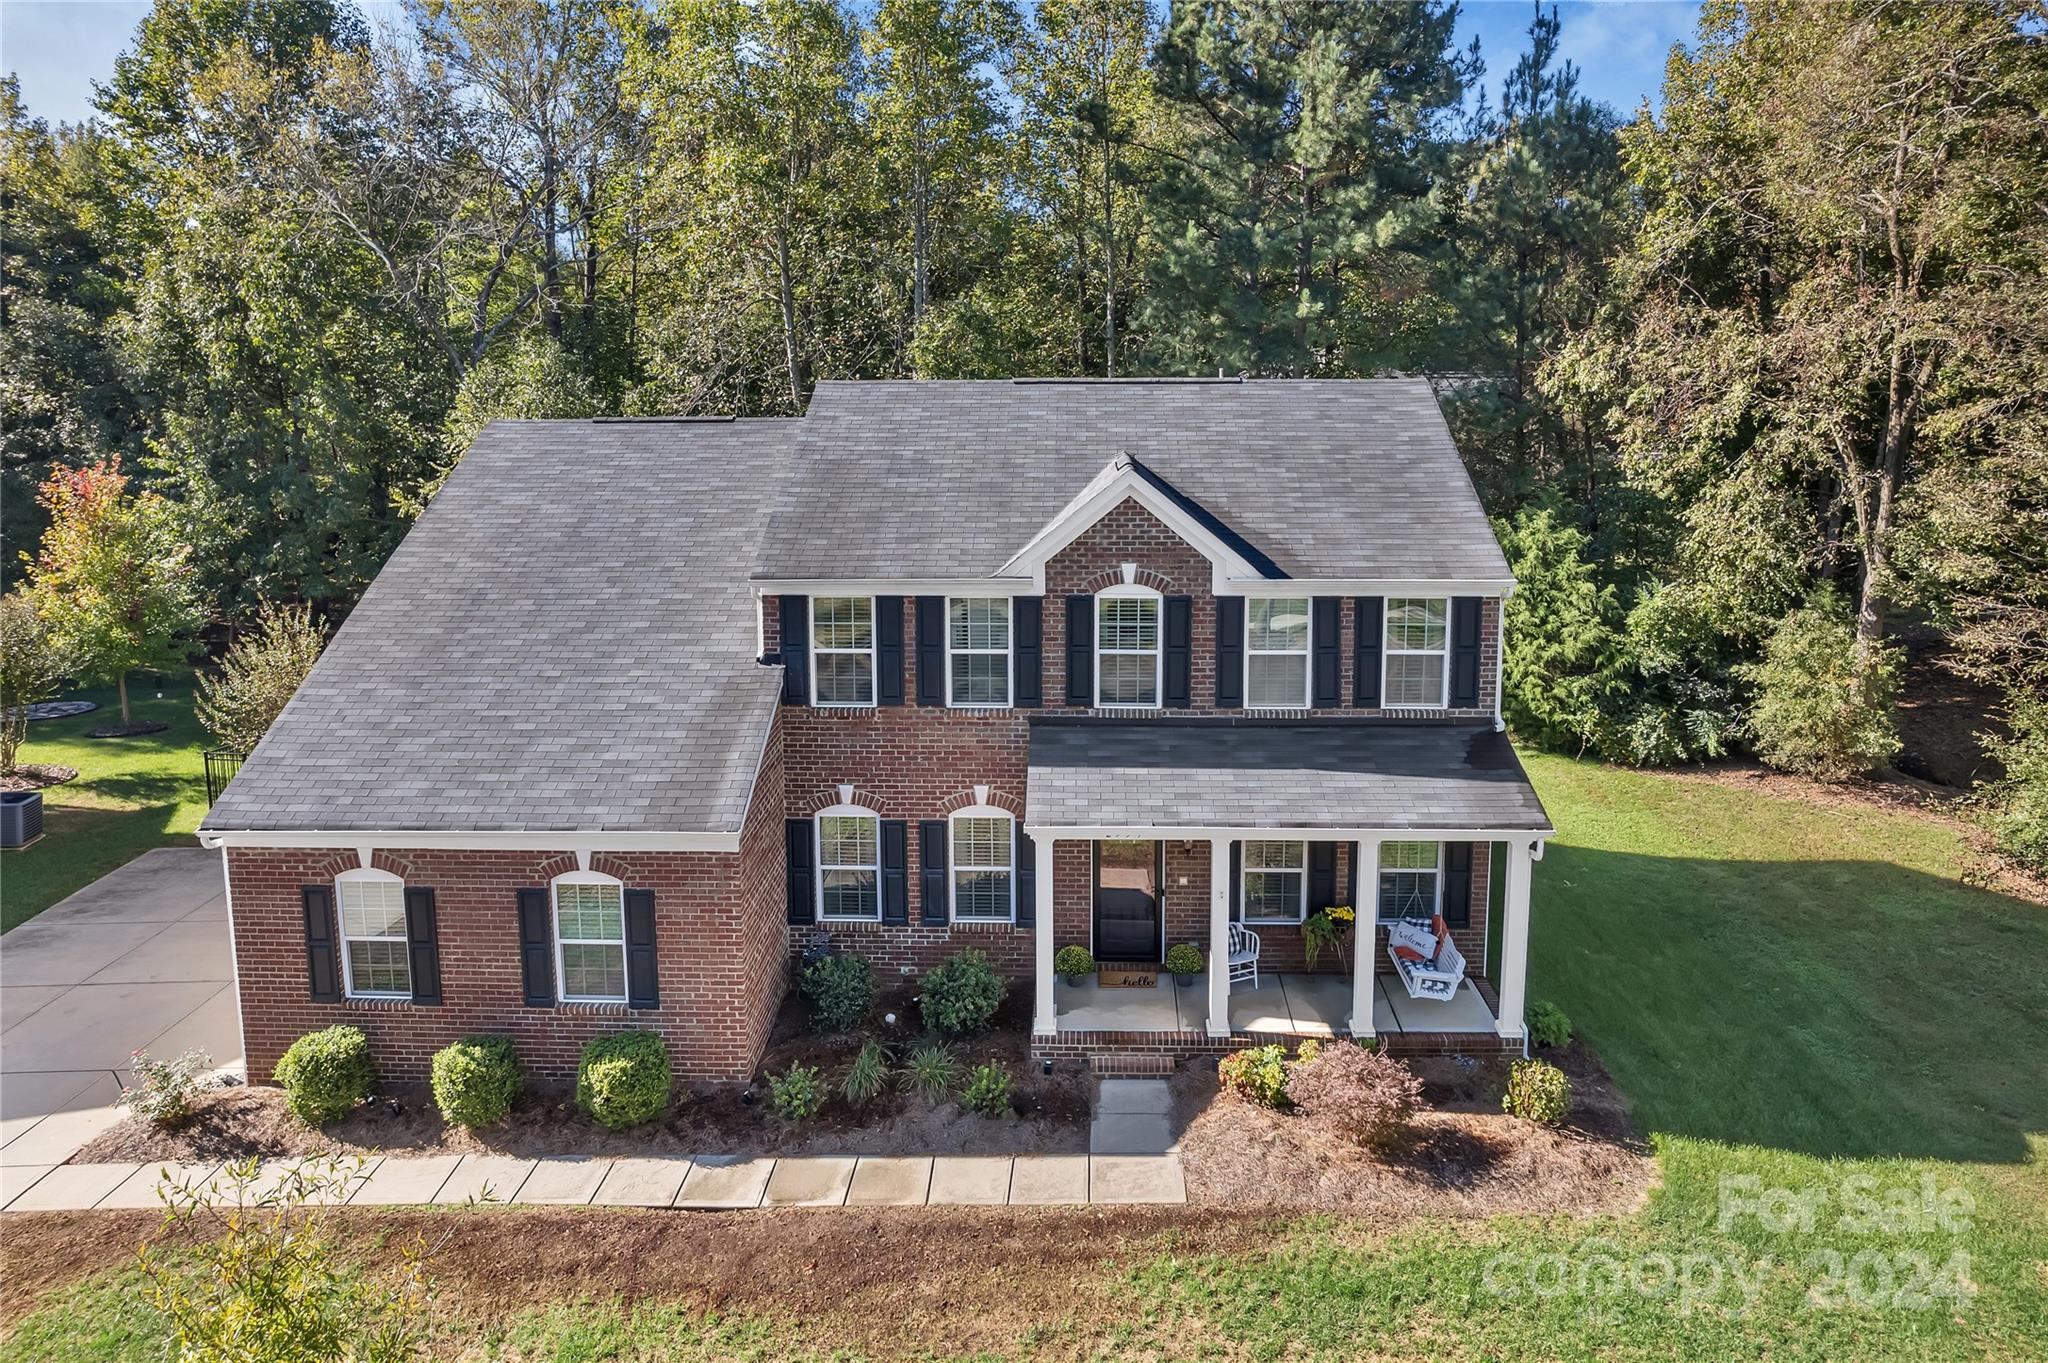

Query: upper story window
left=1377, top=841, right=1442, bottom=923
left=336, top=868, right=410, bottom=999
left=552, top=871, right=627, bottom=1003
left=1383, top=597, right=1449, bottom=708
left=812, top=596, right=876, bottom=706
left=1241, top=840, right=1306, bottom=923
left=1246, top=597, right=1311, bottom=708
left=950, top=810, right=1015, bottom=922
left=1096, top=587, right=1161, bottom=708
left=817, top=809, right=881, bottom=920
left=948, top=597, right=1011, bottom=707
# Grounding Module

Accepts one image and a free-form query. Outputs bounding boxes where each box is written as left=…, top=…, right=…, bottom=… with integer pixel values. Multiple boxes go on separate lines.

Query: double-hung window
left=1246, top=597, right=1311, bottom=708
left=553, top=874, right=627, bottom=1003
left=812, top=596, right=876, bottom=706
left=337, top=870, right=410, bottom=999
left=817, top=811, right=881, bottom=921
left=1383, top=598, right=1449, bottom=707
left=1241, top=841, right=1306, bottom=923
left=948, top=598, right=1011, bottom=707
left=950, top=812, right=1015, bottom=922
left=1377, top=842, right=1442, bottom=923
left=1096, top=589, right=1161, bottom=708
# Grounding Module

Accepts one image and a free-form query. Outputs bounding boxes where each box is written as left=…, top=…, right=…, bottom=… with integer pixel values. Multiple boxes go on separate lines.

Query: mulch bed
left=0, top=763, right=77, bottom=791
left=85, top=722, right=170, bottom=739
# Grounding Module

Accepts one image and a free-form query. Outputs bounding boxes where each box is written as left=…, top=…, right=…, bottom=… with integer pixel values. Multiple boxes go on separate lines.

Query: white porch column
left=1206, top=836, right=1231, bottom=1037
left=1495, top=838, right=1535, bottom=1040
left=1032, top=835, right=1057, bottom=1036
left=1351, top=835, right=1381, bottom=1040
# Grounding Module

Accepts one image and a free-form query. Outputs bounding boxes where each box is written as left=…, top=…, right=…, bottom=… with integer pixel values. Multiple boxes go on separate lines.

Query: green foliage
left=1741, top=589, right=1900, bottom=781
left=1496, top=508, right=1625, bottom=754
left=411, top=337, right=602, bottom=511
left=429, top=1036, right=522, bottom=1129
left=900, top=1041, right=958, bottom=1104
left=1163, top=942, right=1203, bottom=977
left=917, top=949, right=1005, bottom=1036
left=1978, top=695, right=2048, bottom=875
left=1596, top=584, right=1749, bottom=767
left=0, top=591, right=75, bottom=774
left=575, top=1031, right=673, bottom=1130
left=1053, top=944, right=1095, bottom=978
left=194, top=601, right=327, bottom=754
left=800, top=952, right=877, bottom=1034
left=1283, top=1041, right=1423, bottom=1150
left=1525, top=1000, right=1572, bottom=1050
left=118, top=1048, right=212, bottom=1129
left=959, top=1062, right=1012, bottom=1117
left=1292, top=1038, right=1323, bottom=1067
left=768, top=1062, right=828, bottom=1121
left=272, top=1026, right=376, bottom=1126
left=841, top=1038, right=892, bottom=1104
left=1502, top=1057, right=1570, bottom=1125
left=1217, top=1043, right=1290, bottom=1109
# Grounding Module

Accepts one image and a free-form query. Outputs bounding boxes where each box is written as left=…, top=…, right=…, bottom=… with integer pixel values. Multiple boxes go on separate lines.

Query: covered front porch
left=1053, top=970, right=1502, bottom=1040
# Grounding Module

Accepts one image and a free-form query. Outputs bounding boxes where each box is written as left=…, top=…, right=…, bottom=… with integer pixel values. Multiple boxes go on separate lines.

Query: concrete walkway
left=0, top=848, right=238, bottom=1166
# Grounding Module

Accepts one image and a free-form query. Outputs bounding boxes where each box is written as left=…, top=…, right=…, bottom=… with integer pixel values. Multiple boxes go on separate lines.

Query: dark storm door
left=1093, top=840, right=1162, bottom=962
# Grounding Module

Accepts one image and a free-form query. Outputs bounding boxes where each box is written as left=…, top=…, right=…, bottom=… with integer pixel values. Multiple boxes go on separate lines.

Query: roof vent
left=591, top=414, right=738, bottom=423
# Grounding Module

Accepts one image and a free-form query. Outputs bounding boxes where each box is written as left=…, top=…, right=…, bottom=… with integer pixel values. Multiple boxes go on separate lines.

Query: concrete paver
left=762, top=1156, right=855, bottom=1207
left=1088, top=1155, right=1187, bottom=1204
left=675, top=1156, right=773, bottom=1209
left=433, top=1154, right=537, bottom=1205
left=1095, top=1079, right=1173, bottom=1115
left=845, top=1156, right=932, bottom=1206
left=927, top=1156, right=1013, bottom=1205
left=516, top=1156, right=607, bottom=1205
left=348, top=1154, right=460, bottom=1206
left=8, top=1161, right=138, bottom=1211
left=0, top=1164, right=54, bottom=1210
left=97, top=1161, right=225, bottom=1209
left=1007, top=1155, right=1088, bottom=1205
left=0, top=1104, right=125, bottom=1166
left=591, top=1157, right=692, bottom=1207
left=0, top=1070, right=116, bottom=1124
left=1090, top=1111, right=1177, bottom=1155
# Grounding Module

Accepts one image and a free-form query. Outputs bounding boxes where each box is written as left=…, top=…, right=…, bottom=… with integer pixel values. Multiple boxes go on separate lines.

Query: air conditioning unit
left=1, top=790, right=43, bottom=848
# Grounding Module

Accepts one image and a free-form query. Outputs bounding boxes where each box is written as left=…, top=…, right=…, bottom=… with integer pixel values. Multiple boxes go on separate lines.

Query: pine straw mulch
left=0, top=763, right=77, bottom=791
left=1174, top=1040, right=1657, bottom=1218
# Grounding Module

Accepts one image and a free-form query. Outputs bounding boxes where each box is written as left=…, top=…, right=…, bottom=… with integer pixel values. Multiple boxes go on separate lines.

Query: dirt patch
left=0, top=763, right=77, bottom=791
left=1175, top=1041, right=1656, bottom=1217
left=1893, top=620, right=2003, bottom=790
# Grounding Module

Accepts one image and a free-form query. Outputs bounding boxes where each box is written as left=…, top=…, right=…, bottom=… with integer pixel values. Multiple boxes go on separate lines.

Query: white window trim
left=815, top=803, right=883, bottom=922
left=1244, top=595, right=1313, bottom=710
left=1240, top=840, right=1308, bottom=924
left=551, top=869, right=628, bottom=1005
left=335, top=867, right=410, bottom=1000
left=1381, top=596, right=1452, bottom=711
left=1094, top=584, right=1163, bottom=710
left=811, top=595, right=879, bottom=709
left=948, top=805, right=1016, bottom=924
left=1376, top=842, right=1444, bottom=924
left=944, top=596, right=1012, bottom=710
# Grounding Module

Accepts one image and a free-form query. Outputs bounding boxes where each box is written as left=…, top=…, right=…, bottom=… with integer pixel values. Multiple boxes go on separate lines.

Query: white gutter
left=199, top=828, right=743, bottom=853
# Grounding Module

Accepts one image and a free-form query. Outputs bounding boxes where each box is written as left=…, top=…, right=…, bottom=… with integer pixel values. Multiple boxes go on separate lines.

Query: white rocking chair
left=1386, top=915, right=1465, bottom=1002
left=1227, top=922, right=1262, bottom=991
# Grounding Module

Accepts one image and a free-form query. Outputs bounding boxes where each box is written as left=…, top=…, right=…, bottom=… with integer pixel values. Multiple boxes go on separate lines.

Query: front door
left=1093, top=839, right=1162, bottom=962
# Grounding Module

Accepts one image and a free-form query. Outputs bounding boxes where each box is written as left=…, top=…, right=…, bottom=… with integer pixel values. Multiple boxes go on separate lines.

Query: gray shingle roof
left=760, top=379, right=1508, bottom=581
left=202, top=419, right=791, bottom=835
left=1026, top=719, right=1552, bottom=832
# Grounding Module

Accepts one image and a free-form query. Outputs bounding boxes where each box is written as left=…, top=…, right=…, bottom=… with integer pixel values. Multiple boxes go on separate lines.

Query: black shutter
left=1312, top=597, right=1342, bottom=708
left=880, top=820, right=909, bottom=923
left=404, top=887, right=442, bottom=1005
left=778, top=596, right=810, bottom=704
left=1345, top=842, right=1360, bottom=909
left=1016, top=830, right=1036, bottom=925
left=876, top=596, right=905, bottom=705
left=915, top=596, right=946, bottom=705
left=1164, top=596, right=1193, bottom=708
left=1064, top=595, right=1094, bottom=705
left=1450, top=596, right=1482, bottom=708
left=1013, top=597, right=1043, bottom=708
left=785, top=819, right=815, bottom=925
left=919, top=819, right=949, bottom=924
left=1353, top=596, right=1383, bottom=707
left=1216, top=596, right=1245, bottom=708
left=517, top=887, right=554, bottom=1006
left=1442, top=842, right=1473, bottom=928
left=624, top=888, right=659, bottom=1008
left=301, top=886, right=340, bottom=1002
left=1228, top=841, right=1242, bottom=920
left=1308, top=842, right=1337, bottom=914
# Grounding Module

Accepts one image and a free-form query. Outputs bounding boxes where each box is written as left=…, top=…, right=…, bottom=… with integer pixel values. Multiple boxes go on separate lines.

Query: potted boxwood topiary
left=1164, top=942, right=1203, bottom=986
left=1053, top=944, right=1094, bottom=986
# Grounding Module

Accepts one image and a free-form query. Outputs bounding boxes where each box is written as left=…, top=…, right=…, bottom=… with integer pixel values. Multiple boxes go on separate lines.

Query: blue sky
left=2, top=0, right=1700, bottom=130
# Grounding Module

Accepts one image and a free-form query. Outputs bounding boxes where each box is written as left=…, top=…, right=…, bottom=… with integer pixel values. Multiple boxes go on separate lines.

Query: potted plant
left=1302, top=905, right=1356, bottom=972
left=1053, top=945, right=1095, bottom=986
left=1164, top=942, right=1204, bottom=987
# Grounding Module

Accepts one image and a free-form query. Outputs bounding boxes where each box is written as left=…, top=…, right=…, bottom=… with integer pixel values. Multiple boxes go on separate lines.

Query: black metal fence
left=203, top=749, right=246, bottom=805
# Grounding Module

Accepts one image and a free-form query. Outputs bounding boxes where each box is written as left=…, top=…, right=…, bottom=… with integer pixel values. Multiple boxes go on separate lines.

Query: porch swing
left=1383, top=882, right=1467, bottom=1004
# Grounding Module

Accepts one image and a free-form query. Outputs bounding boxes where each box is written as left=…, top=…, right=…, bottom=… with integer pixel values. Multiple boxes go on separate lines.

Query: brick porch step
left=1088, top=1053, right=1175, bottom=1077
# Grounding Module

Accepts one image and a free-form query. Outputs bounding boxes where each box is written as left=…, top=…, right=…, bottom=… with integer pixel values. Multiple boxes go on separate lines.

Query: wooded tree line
left=2, top=0, right=2042, bottom=863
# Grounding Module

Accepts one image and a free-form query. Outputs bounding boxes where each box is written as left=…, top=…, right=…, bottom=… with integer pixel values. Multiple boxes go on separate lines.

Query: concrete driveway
left=1, top=848, right=238, bottom=1165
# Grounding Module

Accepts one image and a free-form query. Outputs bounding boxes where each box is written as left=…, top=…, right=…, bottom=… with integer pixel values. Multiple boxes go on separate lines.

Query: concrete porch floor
left=1053, top=971, right=1498, bottom=1036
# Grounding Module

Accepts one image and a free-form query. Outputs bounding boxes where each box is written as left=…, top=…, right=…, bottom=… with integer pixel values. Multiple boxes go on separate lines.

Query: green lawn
left=9, top=753, right=2047, bottom=1361
left=2, top=681, right=211, bottom=932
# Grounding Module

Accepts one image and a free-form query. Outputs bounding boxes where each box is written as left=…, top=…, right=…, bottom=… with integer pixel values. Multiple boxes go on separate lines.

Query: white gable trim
left=1000, top=458, right=1265, bottom=594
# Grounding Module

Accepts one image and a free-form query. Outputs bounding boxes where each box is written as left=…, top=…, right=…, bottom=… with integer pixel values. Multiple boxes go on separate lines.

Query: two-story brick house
left=202, top=378, right=1553, bottom=1084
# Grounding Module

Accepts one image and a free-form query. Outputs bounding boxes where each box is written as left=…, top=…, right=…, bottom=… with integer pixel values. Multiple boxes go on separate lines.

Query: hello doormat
left=1097, top=967, right=1158, bottom=988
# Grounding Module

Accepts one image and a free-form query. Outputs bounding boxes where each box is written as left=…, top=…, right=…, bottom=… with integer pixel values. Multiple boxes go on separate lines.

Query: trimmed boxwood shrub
left=1053, top=944, right=1095, bottom=980
left=272, top=1025, right=376, bottom=1126
left=1503, top=1058, right=1571, bottom=1125
left=576, top=1031, right=673, bottom=1129
left=919, top=950, right=1005, bottom=1036
left=430, top=1036, right=522, bottom=1128
left=800, top=952, right=877, bottom=1033
left=960, top=1062, right=1013, bottom=1118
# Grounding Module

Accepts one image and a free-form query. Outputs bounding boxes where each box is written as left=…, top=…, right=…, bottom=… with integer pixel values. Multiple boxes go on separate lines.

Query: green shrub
left=1503, top=1058, right=1571, bottom=1125
left=1741, top=587, right=1901, bottom=780
left=1526, top=1001, right=1573, bottom=1050
left=919, top=950, right=1006, bottom=1036
left=901, top=1042, right=958, bottom=1104
left=1163, top=942, right=1204, bottom=978
left=119, top=1048, right=212, bottom=1129
left=430, top=1036, right=522, bottom=1128
left=841, top=1038, right=892, bottom=1104
left=800, top=952, right=877, bottom=1034
left=1053, top=944, right=1095, bottom=979
left=1496, top=507, right=1627, bottom=754
left=1293, top=1038, right=1323, bottom=1067
left=1284, top=1041, right=1424, bottom=1150
left=960, top=1063, right=1013, bottom=1117
left=1217, top=1044, right=1291, bottom=1109
left=768, top=1063, right=827, bottom=1120
left=1979, top=694, right=2048, bottom=875
left=272, top=1026, right=376, bottom=1126
left=575, top=1031, right=672, bottom=1129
